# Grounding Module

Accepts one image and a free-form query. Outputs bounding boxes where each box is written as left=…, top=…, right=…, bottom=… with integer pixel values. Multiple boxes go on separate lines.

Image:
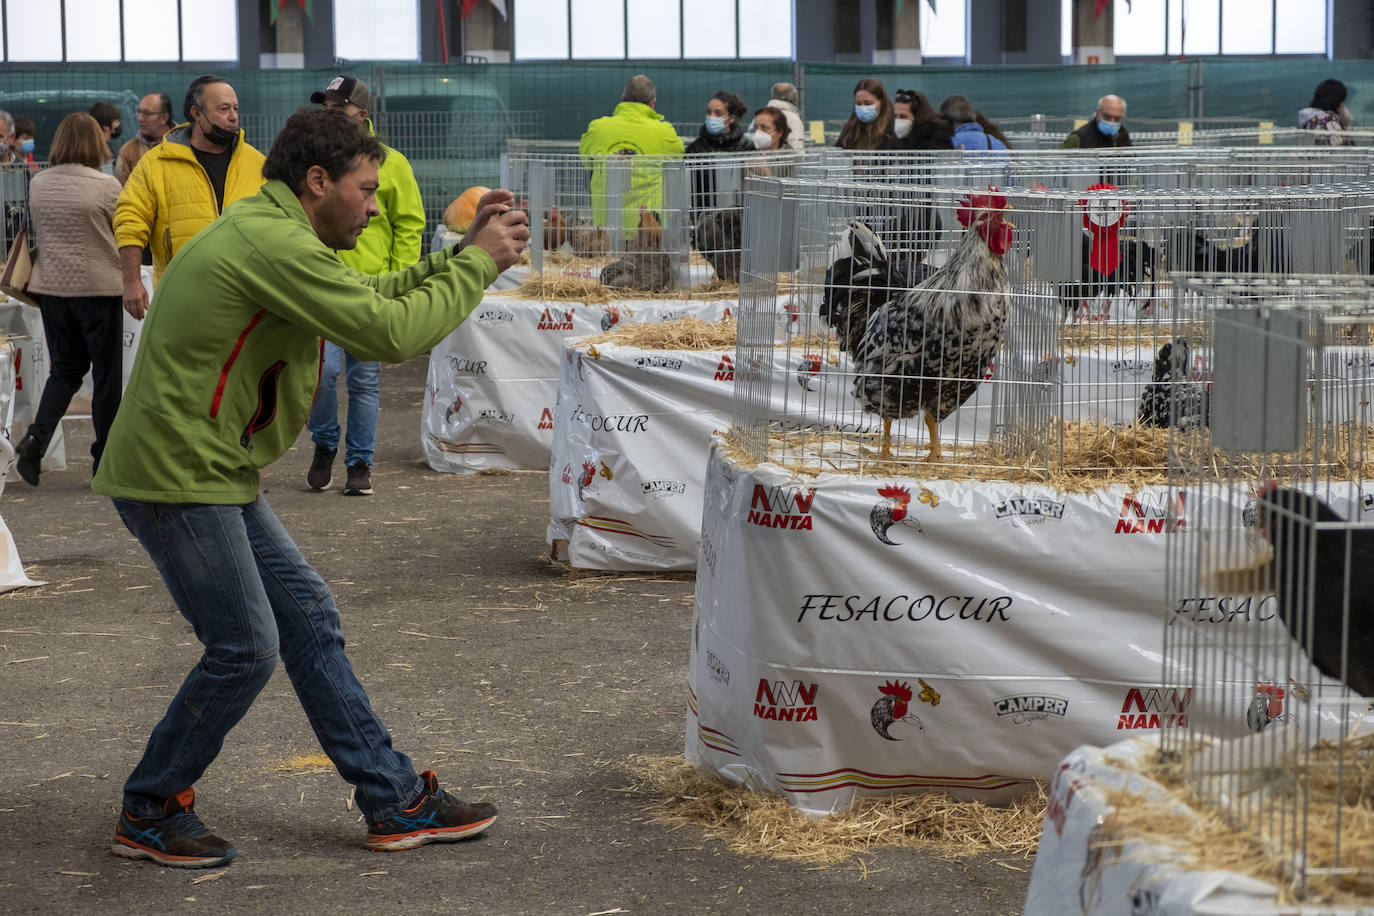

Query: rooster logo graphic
left=600, top=306, right=621, bottom=332
left=444, top=393, right=463, bottom=424
left=576, top=461, right=596, bottom=497
left=795, top=353, right=823, bottom=391
left=1246, top=681, right=1288, bottom=732
left=870, top=680, right=924, bottom=740
left=870, top=485, right=925, bottom=545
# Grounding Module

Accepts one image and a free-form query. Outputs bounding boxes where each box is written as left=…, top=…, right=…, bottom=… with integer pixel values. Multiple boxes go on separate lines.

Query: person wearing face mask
left=836, top=78, right=892, bottom=151
left=879, top=89, right=954, bottom=151
left=13, top=117, right=36, bottom=166
left=687, top=91, right=750, bottom=155
left=1063, top=94, right=1131, bottom=149
left=113, top=75, right=266, bottom=320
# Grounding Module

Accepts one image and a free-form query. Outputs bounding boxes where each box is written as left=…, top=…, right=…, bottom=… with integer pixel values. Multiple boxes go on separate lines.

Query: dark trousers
left=24, top=293, right=123, bottom=470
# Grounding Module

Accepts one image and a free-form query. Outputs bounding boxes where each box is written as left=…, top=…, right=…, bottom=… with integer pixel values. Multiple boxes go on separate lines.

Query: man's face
left=315, top=156, right=380, bottom=251
left=1097, top=98, right=1125, bottom=125
left=322, top=98, right=366, bottom=124
left=195, top=82, right=239, bottom=135
left=138, top=94, right=169, bottom=139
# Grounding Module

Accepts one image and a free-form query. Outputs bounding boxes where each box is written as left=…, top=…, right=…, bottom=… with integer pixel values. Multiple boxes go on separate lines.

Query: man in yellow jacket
left=114, top=75, right=266, bottom=320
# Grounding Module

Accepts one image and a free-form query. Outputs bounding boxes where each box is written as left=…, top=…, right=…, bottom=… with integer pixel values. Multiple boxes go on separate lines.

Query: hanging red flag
left=269, top=0, right=312, bottom=25
left=461, top=0, right=481, bottom=18
left=1094, top=0, right=1110, bottom=17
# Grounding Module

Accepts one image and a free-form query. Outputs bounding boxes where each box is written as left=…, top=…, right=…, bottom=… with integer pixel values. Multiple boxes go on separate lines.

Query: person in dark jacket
left=1063, top=94, right=1131, bottom=149
left=686, top=91, right=750, bottom=154
left=879, top=89, right=953, bottom=150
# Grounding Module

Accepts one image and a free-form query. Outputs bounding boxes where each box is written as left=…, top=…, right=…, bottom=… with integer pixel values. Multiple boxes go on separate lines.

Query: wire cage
left=502, top=146, right=806, bottom=297
left=1158, top=273, right=1374, bottom=902
left=732, top=177, right=1374, bottom=485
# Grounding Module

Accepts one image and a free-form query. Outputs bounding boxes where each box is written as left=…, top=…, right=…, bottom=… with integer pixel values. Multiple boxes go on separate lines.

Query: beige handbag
left=0, top=226, right=37, bottom=307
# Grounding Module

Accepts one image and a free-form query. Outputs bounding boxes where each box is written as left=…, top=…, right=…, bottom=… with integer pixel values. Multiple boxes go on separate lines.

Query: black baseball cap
left=311, top=75, right=372, bottom=112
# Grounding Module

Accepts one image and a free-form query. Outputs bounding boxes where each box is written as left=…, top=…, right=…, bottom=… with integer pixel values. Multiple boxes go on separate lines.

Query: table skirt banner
left=422, top=297, right=735, bottom=474
left=1023, top=737, right=1371, bottom=916
left=0, top=339, right=46, bottom=591
left=685, top=439, right=1357, bottom=816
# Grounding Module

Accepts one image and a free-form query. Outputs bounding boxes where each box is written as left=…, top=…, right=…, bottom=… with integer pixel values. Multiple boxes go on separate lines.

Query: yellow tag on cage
left=1259, top=120, right=1274, bottom=144
left=809, top=120, right=825, bottom=143
left=1178, top=121, right=1194, bottom=146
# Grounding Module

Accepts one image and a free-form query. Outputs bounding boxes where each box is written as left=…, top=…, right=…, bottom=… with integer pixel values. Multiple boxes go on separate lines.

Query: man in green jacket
left=93, top=108, right=529, bottom=868
left=305, top=75, right=426, bottom=496
left=578, top=74, right=684, bottom=232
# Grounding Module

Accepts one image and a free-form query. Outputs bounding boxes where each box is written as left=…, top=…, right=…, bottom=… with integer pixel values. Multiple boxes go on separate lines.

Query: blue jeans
left=309, top=341, right=379, bottom=467
left=112, top=496, right=422, bottom=823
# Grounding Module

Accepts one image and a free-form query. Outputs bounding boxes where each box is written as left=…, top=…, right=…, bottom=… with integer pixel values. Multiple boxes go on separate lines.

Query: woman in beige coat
left=14, top=112, right=124, bottom=485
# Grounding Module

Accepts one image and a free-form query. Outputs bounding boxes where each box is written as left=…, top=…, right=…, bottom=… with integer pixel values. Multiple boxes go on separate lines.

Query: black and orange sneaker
left=364, top=771, right=497, bottom=851
left=111, top=788, right=236, bottom=868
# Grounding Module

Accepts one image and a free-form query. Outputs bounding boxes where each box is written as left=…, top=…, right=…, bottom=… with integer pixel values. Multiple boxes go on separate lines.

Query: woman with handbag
left=13, top=112, right=124, bottom=486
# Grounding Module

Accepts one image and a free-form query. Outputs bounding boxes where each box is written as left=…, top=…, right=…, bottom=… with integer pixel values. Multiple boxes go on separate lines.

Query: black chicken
left=1136, top=340, right=1210, bottom=430
left=820, top=220, right=911, bottom=356
left=1057, top=231, right=1156, bottom=320
left=692, top=208, right=741, bottom=284
left=1184, top=226, right=1289, bottom=273
left=1219, top=486, right=1374, bottom=697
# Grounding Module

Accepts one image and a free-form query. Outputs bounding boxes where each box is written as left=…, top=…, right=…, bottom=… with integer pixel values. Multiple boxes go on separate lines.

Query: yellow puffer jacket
left=114, top=124, right=266, bottom=283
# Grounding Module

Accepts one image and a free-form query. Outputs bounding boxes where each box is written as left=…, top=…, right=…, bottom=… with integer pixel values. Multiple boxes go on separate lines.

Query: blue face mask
left=19, top=139, right=33, bottom=154
left=854, top=104, right=878, bottom=124
left=1097, top=118, right=1121, bottom=137
left=705, top=115, right=726, bottom=135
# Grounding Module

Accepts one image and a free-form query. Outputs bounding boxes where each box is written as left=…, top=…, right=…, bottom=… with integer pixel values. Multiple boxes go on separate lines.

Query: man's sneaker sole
left=364, top=814, right=496, bottom=851
left=111, top=836, right=236, bottom=868
left=342, top=485, right=373, bottom=496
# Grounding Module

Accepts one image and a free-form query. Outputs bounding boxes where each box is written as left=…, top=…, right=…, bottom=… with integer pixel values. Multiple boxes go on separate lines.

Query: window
left=1, top=0, right=233, bottom=62
left=514, top=0, right=793, bottom=59
left=1115, top=0, right=1328, bottom=56
left=920, top=0, right=967, bottom=59
left=334, top=0, right=418, bottom=61
left=1061, top=0, right=1072, bottom=57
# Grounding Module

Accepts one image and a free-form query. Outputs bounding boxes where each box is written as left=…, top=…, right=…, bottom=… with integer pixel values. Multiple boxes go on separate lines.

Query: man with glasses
left=116, top=93, right=175, bottom=185
left=303, top=75, right=424, bottom=498
left=1063, top=94, right=1131, bottom=149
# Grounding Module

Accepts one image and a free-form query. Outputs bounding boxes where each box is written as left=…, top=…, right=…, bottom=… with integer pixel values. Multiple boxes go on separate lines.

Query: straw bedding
left=1097, top=737, right=1374, bottom=905
left=628, top=755, right=1043, bottom=866
left=504, top=272, right=739, bottom=303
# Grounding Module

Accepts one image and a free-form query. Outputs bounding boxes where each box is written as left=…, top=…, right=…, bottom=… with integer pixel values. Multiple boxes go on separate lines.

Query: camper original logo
left=994, top=496, right=1065, bottom=525
left=641, top=480, right=686, bottom=500
left=753, top=678, right=818, bottom=723
left=634, top=355, right=683, bottom=373
left=747, top=484, right=816, bottom=531
left=474, top=305, right=514, bottom=323
left=994, top=694, right=1069, bottom=726
left=1117, top=687, right=1191, bottom=730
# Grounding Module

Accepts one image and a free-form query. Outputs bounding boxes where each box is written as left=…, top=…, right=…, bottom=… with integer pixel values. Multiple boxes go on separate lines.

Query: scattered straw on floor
left=627, top=755, right=1043, bottom=866
left=1094, top=737, right=1374, bottom=906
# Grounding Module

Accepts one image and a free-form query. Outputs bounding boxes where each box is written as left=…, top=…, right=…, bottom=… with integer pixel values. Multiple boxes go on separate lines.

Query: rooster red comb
left=957, top=186, right=1010, bottom=227
left=877, top=484, right=911, bottom=504
left=880, top=680, right=913, bottom=702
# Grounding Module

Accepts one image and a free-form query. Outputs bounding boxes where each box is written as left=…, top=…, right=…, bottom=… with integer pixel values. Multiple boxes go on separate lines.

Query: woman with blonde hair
left=13, top=112, right=125, bottom=485
left=836, top=78, right=892, bottom=150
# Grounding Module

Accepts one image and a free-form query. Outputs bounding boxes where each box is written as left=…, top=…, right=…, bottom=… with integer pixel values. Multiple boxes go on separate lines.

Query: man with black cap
left=304, top=75, right=426, bottom=498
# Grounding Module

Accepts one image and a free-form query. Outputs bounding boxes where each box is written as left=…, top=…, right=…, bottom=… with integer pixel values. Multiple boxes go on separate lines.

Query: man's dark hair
left=183, top=74, right=230, bottom=122
left=711, top=91, right=746, bottom=122
left=13, top=117, right=34, bottom=138
left=155, top=92, right=175, bottom=128
left=263, top=108, right=385, bottom=195
left=89, top=101, right=120, bottom=129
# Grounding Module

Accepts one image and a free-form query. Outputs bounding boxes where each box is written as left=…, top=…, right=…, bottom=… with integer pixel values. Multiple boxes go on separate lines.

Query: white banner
left=0, top=339, right=46, bottom=591
left=1024, top=738, right=1371, bottom=916
left=685, top=440, right=1364, bottom=816
left=423, top=297, right=735, bottom=474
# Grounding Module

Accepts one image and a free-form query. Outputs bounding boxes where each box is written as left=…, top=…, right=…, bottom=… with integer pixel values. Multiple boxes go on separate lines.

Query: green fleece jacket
left=340, top=118, right=425, bottom=275
left=578, top=101, right=684, bottom=231
left=92, top=180, right=497, bottom=505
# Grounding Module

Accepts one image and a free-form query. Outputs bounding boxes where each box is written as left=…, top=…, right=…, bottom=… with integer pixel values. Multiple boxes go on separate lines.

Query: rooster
left=543, top=205, right=568, bottom=252
left=1056, top=232, right=1156, bottom=321
left=599, top=306, right=621, bottom=332
left=1213, top=485, right=1374, bottom=697
left=600, top=208, right=670, bottom=292
left=870, top=484, right=924, bottom=545
left=870, top=680, right=924, bottom=740
left=1184, top=225, right=1289, bottom=273
left=820, top=221, right=911, bottom=356
left=849, top=191, right=1015, bottom=461
left=692, top=208, right=741, bottom=284
left=1136, top=340, right=1209, bottom=430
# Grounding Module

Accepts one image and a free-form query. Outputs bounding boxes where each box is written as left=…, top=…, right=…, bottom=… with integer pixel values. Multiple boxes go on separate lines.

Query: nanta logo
left=537, top=308, right=575, bottom=331
left=714, top=355, right=734, bottom=382
left=747, top=484, right=816, bottom=531
left=537, top=407, right=554, bottom=430
left=1117, top=687, right=1191, bottom=730
left=1114, top=491, right=1185, bottom=534
left=753, top=678, right=818, bottom=723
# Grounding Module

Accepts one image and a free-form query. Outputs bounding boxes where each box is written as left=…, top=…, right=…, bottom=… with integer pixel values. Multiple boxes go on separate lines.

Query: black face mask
left=110, top=125, right=122, bottom=140
left=197, top=113, right=236, bottom=146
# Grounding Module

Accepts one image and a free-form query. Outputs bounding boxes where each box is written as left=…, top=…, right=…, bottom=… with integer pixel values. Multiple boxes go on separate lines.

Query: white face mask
left=893, top=118, right=913, bottom=139
left=750, top=129, right=773, bottom=150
